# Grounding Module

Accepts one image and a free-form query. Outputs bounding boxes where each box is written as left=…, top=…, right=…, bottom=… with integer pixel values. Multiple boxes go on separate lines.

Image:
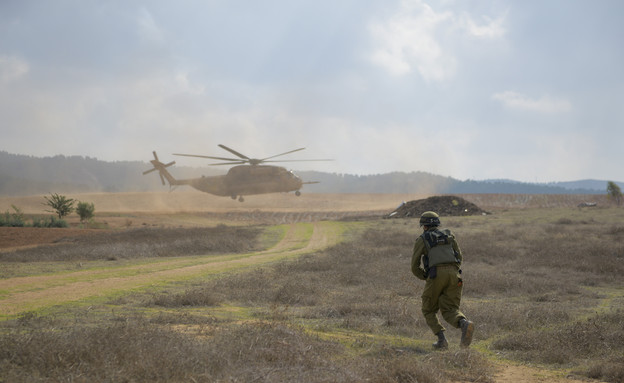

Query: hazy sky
left=1, top=0, right=623, bottom=182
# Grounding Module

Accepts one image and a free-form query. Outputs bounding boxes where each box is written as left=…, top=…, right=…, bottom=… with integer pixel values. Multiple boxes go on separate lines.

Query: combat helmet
left=420, top=211, right=440, bottom=227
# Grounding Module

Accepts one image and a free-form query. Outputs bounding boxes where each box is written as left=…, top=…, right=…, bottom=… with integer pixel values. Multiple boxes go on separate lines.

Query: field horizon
left=1, top=190, right=611, bottom=213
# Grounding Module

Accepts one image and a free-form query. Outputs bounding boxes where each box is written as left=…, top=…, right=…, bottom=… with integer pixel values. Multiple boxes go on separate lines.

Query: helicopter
left=143, top=144, right=331, bottom=202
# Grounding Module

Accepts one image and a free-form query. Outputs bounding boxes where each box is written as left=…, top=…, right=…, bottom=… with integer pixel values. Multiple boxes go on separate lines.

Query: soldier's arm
left=411, top=237, right=427, bottom=280
left=452, top=235, right=463, bottom=264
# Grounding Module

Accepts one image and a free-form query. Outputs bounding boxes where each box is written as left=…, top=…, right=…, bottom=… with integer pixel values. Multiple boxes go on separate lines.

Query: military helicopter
left=143, top=144, right=331, bottom=202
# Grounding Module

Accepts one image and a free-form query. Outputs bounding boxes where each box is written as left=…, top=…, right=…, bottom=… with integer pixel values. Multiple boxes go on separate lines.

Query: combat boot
left=459, top=318, right=474, bottom=348
left=432, top=331, right=448, bottom=350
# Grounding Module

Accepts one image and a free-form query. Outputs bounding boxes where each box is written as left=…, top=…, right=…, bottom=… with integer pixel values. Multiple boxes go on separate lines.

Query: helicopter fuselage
left=183, top=165, right=303, bottom=198
left=145, top=146, right=325, bottom=202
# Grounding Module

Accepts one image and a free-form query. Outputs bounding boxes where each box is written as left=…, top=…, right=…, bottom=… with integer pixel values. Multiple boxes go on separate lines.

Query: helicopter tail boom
left=143, top=151, right=179, bottom=186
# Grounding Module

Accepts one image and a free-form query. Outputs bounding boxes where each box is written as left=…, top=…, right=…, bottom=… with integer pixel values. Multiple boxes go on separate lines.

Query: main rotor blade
left=173, top=153, right=241, bottom=162
left=208, top=161, right=248, bottom=166
left=261, top=147, right=306, bottom=161
left=262, top=159, right=334, bottom=163
left=218, top=144, right=250, bottom=160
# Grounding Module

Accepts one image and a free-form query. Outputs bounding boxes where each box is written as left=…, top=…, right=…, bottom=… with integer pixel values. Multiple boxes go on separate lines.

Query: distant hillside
left=1, top=151, right=621, bottom=196
left=0, top=151, right=222, bottom=196
left=547, top=179, right=618, bottom=191
left=297, top=171, right=618, bottom=195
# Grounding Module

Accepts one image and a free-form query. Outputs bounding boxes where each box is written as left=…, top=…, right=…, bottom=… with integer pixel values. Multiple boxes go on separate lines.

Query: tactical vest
left=421, top=229, right=459, bottom=267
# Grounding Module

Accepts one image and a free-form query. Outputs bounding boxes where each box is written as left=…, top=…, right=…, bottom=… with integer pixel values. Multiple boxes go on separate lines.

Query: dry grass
left=0, top=225, right=262, bottom=262
left=0, top=312, right=491, bottom=383
left=1, top=201, right=623, bottom=382
left=493, top=310, right=624, bottom=362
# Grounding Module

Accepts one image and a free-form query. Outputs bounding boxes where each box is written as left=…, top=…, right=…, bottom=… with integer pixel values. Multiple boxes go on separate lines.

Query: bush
left=0, top=205, right=26, bottom=227
left=76, top=201, right=95, bottom=222
left=32, top=216, right=69, bottom=228
left=607, top=181, right=622, bottom=206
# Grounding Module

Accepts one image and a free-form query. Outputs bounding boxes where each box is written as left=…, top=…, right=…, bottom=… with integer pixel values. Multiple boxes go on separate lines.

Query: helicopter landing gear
left=238, top=196, right=245, bottom=202
left=295, top=190, right=301, bottom=196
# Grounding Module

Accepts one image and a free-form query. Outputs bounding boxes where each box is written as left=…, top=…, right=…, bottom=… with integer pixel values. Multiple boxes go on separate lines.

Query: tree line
left=1, top=150, right=622, bottom=196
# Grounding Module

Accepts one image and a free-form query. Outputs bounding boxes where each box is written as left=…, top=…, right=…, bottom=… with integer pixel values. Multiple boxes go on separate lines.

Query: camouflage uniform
left=411, top=212, right=474, bottom=349
left=412, top=230, right=464, bottom=334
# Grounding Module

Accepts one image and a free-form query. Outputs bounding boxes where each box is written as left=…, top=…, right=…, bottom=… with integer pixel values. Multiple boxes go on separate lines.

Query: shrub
left=76, top=201, right=95, bottom=222
left=607, top=181, right=622, bottom=206
left=32, top=216, right=69, bottom=228
left=0, top=205, right=26, bottom=227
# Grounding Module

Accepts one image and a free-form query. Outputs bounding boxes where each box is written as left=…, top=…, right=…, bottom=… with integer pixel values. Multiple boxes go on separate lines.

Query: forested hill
left=0, top=151, right=219, bottom=195
left=0, top=151, right=619, bottom=196
left=296, top=171, right=614, bottom=194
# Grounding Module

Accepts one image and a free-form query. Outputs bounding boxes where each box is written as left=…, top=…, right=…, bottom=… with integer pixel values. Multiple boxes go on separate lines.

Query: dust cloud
left=0, top=191, right=429, bottom=215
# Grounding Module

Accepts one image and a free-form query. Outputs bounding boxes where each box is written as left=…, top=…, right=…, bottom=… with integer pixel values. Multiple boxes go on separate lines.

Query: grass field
left=0, top=192, right=622, bottom=382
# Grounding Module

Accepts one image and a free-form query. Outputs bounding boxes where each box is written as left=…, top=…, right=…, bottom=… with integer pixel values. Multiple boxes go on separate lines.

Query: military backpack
left=421, top=229, right=460, bottom=268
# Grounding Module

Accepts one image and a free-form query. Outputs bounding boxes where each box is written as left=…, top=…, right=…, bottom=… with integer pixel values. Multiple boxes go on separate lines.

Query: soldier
left=411, top=211, right=474, bottom=349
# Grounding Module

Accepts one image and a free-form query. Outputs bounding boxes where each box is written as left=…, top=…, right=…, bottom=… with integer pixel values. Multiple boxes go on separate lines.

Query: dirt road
left=0, top=222, right=340, bottom=318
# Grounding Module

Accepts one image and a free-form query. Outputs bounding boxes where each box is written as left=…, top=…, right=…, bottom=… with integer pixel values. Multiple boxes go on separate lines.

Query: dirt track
left=0, top=222, right=339, bottom=318
left=0, top=192, right=404, bottom=317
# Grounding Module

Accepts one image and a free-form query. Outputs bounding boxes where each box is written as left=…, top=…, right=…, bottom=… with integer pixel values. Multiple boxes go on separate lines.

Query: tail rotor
left=143, top=151, right=176, bottom=185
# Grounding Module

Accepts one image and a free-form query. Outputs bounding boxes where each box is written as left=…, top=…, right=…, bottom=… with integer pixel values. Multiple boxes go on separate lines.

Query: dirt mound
left=385, top=195, right=486, bottom=219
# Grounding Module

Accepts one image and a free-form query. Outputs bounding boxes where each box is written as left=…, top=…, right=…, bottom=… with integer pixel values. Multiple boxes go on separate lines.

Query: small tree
left=43, top=193, right=75, bottom=218
left=76, top=201, right=95, bottom=222
left=607, top=181, right=622, bottom=206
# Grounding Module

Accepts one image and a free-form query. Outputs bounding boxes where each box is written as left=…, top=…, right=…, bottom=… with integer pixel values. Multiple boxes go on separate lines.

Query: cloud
left=369, top=0, right=506, bottom=81
left=369, top=0, right=453, bottom=80
left=137, top=7, right=165, bottom=44
left=460, top=12, right=506, bottom=39
left=0, top=55, right=29, bottom=83
left=492, top=91, right=572, bottom=113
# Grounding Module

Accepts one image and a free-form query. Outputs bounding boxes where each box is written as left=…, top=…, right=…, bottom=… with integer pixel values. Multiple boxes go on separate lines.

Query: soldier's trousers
left=421, top=264, right=465, bottom=335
